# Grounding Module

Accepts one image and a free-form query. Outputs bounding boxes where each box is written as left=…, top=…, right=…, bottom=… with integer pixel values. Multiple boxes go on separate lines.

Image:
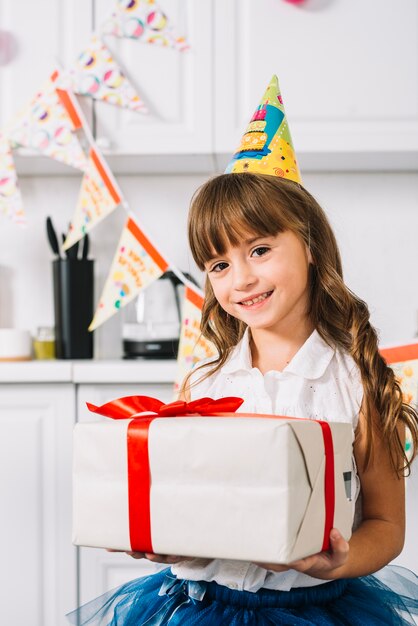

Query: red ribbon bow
left=86, top=395, right=244, bottom=420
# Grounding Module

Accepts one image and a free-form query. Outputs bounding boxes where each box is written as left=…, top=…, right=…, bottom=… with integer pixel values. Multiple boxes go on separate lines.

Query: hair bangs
left=189, top=173, right=288, bottom=269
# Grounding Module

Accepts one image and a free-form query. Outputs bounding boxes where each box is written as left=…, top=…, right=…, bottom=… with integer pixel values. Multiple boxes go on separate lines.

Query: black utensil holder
left=53, top=259, right=94, bottom=359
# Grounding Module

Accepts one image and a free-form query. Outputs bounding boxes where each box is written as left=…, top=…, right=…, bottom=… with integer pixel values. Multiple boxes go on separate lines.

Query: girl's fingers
left=329, top=529, right=349, bottom=565
left=253, top=562, right=290, bottom=572
left=126, top=551, right=146, bottom=559
left=288, top=555, right=318, bottom=572
left=144, top=553, right=185, bottom=564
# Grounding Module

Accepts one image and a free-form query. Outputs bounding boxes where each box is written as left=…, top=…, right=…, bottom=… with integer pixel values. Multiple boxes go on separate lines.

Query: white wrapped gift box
left=73, top=412, right=354, bottom=564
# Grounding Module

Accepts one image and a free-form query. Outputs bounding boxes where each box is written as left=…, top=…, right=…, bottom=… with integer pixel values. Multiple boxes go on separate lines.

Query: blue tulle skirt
left=67, top=565, right=418, bottom=625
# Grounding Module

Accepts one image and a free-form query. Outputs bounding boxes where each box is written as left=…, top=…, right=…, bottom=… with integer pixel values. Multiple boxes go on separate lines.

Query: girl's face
left=205, top=230, right=312, bottom=335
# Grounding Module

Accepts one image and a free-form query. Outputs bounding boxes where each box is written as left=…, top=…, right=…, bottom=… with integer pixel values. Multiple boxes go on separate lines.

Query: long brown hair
left=184, top=172, right=418, bottom=475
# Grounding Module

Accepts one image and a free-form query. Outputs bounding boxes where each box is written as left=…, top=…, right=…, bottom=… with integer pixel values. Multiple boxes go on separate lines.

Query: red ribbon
left=86, top=396, right=334, bottom=554
left=317, top=421, right=335, bottom=551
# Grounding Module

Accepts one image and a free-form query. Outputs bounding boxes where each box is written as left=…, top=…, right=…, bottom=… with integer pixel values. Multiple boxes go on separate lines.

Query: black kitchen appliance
left=122, top=270, right=196, bottom=359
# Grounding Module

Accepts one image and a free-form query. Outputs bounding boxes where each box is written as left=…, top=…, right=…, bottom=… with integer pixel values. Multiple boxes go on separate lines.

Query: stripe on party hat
left=225, top=75, right=301, bottom=183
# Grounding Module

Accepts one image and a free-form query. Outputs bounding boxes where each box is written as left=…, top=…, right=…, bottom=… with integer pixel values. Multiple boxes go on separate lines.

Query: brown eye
left=210, top=262, right=229, bottom=273
left=251, top=246, right=270, bottom=257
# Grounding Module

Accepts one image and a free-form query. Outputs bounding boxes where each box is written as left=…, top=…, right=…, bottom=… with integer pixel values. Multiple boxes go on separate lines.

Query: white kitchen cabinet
left=213, top=0, right=418, bottom=170
left=0, top=0, right=94, bottom=134
left=76, top=382, right=173, bottom=606
left=92, top=0, right=213, bottom=161
left=2, top=0, right=418, bottom=172
left=93, top=0, right=418, bottom=168
left=0, top=383, right=76, bottom=626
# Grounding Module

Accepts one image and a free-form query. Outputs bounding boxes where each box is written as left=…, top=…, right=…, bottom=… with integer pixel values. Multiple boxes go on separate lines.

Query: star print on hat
left=225, top=75, right=301, bottom=183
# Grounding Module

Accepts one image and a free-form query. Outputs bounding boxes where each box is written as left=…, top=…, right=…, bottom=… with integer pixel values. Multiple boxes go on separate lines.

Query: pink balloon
left=284, top=0, right=305, bottom=4
left=0, top=30, right=18, bottom=66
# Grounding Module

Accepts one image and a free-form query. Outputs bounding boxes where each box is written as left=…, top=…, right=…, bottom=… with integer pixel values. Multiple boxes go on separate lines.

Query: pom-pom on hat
left=225, top=75, right=301, bottom=183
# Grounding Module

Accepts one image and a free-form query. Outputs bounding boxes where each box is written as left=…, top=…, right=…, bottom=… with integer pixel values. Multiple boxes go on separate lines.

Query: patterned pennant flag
left=101, top=0, right=189, bottom=51
left=173, top=286, right=217, bottom=395
left=69, top=35, right=147, bottom=112
left=380, top=342, right=418, bottom=461
left=63, top=148, right=122, bottom=250
left=7, top=71, right=88, bottom=171
left=0, top=133, right=25, bottom=225
left=89, top=216, right=169, bottom=331
left=380, top=342, right=418, bottom=407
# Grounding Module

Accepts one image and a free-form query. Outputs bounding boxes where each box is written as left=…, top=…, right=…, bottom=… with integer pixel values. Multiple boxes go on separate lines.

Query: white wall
left=0, top=170, right=417, bottom=358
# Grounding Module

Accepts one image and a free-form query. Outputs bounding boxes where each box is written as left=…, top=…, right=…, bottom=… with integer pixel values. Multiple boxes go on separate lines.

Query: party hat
left=225, top=75, right=301, bottom=183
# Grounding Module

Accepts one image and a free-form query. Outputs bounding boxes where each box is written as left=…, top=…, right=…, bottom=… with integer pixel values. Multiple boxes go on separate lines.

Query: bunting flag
left=380, top=342, right=418, bottom=461
left=173, top=286, right=217, bottom=395
left=63, top=148, right=122, bottom=249
left=380, top=342, right=418, bottom=407
left=101, top=0, right=189, bottom=51
left=69, top=35, right=147, bottom=112
left=6, top=70, right=88, bottom=171
left=89, top=216, right=169, bottom=331
left=0, top=133, right=25, bottom=225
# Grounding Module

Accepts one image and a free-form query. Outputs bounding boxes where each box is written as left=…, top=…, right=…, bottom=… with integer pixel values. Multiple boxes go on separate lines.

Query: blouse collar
left=222, top=327, right=335, bottom=380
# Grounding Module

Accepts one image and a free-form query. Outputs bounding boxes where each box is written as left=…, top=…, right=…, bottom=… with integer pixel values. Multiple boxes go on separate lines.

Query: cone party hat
left=225, top=75, right=301, bottom=183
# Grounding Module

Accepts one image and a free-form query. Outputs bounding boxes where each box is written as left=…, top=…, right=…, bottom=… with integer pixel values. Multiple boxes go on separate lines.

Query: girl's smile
left=237, top=289, right=274, bottom=308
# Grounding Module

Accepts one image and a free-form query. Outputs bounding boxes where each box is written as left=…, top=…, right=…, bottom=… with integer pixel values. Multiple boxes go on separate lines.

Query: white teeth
left=241, top=291, right=271, bottom=306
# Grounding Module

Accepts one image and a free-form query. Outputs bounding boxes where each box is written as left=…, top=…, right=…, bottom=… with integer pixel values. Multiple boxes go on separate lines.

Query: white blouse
left=171, top=329, right=364, bottom=592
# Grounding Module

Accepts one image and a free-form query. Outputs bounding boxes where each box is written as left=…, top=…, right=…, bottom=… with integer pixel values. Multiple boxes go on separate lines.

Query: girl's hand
left=255, top=529, right=349, bottom=579
left=107, top=549, right=187, bottom=564
left=128, top=552, right=187, bottom=564
left=253, top=562, right=292, bottom=573
left=287, top=529, right=349, bottom=579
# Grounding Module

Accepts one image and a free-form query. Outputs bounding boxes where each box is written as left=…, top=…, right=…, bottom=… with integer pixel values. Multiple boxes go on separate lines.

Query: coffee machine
left=122, top=271, right=196, bottom=359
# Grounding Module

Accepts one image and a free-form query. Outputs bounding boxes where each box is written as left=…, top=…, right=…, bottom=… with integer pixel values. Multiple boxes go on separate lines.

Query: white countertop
left=0, top=359, right=177, bottom=384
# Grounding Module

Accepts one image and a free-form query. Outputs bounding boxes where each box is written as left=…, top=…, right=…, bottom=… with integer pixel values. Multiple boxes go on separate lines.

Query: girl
left=69, top=172, right=418, bottom=625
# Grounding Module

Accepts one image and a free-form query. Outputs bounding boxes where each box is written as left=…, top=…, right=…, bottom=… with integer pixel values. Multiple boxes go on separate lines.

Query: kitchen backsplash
left=1, top=170, right=417, bottom=358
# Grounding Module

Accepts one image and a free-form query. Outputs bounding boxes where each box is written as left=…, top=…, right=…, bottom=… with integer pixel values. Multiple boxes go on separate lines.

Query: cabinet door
left=214, top=0, right=418, bottom=168
left=0, top=383, right=76, bottom=626
left=77, top=383, right=172, bottom=605
left=92, top=0, right=213, bottom=156
left=0, top=0, right=94, bottom=134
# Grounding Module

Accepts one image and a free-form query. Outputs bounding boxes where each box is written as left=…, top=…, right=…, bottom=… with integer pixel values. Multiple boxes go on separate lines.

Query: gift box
left=72, top=396, right=354, bottom=564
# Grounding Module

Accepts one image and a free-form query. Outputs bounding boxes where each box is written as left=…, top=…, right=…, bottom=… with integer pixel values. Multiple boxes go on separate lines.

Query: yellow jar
left=33, top=327, right=55, bottom=360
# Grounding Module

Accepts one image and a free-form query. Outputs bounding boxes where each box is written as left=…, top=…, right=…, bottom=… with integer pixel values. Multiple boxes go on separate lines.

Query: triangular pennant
left=69, top=35, right=147, bottom=112
left=6, top=71, right=88, bottom=171
left=173, top=286, right=217, bottom=395
left=89, top=216, right=169, bottom=331
left=380, top=342, right=418, bottom=407
left=380, top=341, right=418, bottom=461
left=225, top=75, right=301, bottom=182
left=101, top=0, right=189, bottom=51
left=63, top=148, right=122, bottom=249
left=0, top=133, right=25, bottom=225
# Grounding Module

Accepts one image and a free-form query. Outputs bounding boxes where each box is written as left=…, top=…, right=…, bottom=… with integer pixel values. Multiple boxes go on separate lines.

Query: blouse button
left=228, top=582, right=238, bottom=590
